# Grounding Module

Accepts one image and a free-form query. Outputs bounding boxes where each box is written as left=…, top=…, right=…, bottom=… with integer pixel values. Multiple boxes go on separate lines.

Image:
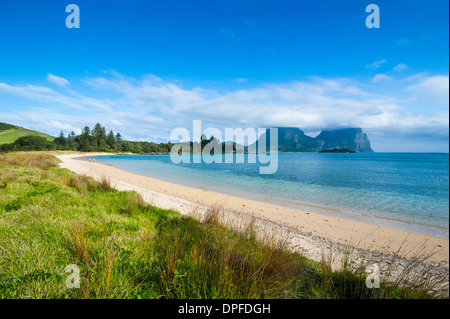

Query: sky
left=0, top=0, right=448, bottom=152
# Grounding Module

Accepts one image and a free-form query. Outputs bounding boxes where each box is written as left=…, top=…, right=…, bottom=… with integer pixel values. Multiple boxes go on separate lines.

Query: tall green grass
left=0, top=153, right=446, bottom=299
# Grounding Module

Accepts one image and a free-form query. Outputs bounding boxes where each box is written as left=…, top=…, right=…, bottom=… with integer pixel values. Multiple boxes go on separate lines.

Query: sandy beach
left=56, top=152, right=449, bottom=276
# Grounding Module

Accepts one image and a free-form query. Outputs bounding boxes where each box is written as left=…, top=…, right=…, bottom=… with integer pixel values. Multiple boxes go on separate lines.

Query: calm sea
left=92, top=153, right=449, bottom=238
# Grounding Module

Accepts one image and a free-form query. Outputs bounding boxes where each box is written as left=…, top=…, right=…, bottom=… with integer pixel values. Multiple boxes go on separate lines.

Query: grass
left=0, top=127, right=55, bottom=145
left=0, top=152, right=447, bottom=299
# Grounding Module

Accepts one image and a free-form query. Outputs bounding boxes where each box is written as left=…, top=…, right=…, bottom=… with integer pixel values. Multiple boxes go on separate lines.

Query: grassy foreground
left=0, top=152, right=444, bottom=299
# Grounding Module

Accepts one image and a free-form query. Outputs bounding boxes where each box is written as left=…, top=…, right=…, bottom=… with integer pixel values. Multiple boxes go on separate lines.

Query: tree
left=54, top=131, right=66, bottom=149
left=68, top=131, right=76, bottom=140
left=92, top=123, right=106, bottom=140
left=200, top=134, right=220, bottom=151
left=118, top=140, right=131, bottom=152
left=92, top=123, right=102, bottom=137
left=12, top=136, right=54, bottom=151
left=82, top=126, right=91, bottom=137
left=106, top=130, right=117, bottom=149
left=0, top=122, right=177, bottom=154
left=78, top=138, right=93, bottom=152
left=79, top=126, right=93, bottom=151
left=98, top=139, right=108, bottom=152
left=91, top=123, right=107, bottom=149
left=67, top=131, right=77, bottom=149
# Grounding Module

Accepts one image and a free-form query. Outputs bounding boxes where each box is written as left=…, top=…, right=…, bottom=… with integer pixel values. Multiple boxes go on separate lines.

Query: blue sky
left=0, top=0, right=448, bottom=151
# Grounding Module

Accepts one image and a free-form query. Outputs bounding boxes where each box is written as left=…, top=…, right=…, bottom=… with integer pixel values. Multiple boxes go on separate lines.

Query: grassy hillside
left=0, top=123, right=55, bottom=145
left=0, top=153, right=445, bottom=299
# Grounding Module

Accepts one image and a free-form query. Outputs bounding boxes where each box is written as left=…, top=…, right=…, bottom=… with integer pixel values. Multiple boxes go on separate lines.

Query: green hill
left=0, top=122, right=55, bottom=145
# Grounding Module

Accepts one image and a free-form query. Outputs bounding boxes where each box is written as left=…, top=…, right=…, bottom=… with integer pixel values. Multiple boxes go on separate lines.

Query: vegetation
left=174, top=135, right=248, bottom=154
left=0, top=152, right=445, bottom=299
left=0, top=123, right=17, bottom=131
left=0, top=123, right=55, bottom=145
left=0, top=136, right=55, bottom=152
left=0, top=122, right=231, bottom=154
left=0, top=122, right=173, bottom=154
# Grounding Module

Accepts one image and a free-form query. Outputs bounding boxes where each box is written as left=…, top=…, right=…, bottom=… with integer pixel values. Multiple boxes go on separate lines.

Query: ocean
left=92, top=153, right=449, bottom=238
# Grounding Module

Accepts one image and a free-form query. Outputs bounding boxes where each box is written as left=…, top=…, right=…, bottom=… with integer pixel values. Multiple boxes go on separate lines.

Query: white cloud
left=372, top=74, right=394, bottom=83
left=84, top=74, right=445, bottom=132
left=393, top=63, right=408, bottom=72
left=0, top=82, right=115, bottom=111
left=49, top=120, right=80, bottom=133
left=46, top=73, right=70, bottom=87
left=405, top=75, right=449, bottom=107
left=365, top=59, right=387, bottom=69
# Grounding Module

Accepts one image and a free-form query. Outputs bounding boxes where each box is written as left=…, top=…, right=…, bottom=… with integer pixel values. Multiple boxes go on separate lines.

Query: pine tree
left=92, top=123, right=103, bottom=138
left=79, top=126, right=93, bottom=151
left=54, top=130, right=66, bottom=149
left=69, top=131, right=76, bottom=139
left=107, top=130, right=116, bottom=149
left=82, top=126, right=91, bottom=136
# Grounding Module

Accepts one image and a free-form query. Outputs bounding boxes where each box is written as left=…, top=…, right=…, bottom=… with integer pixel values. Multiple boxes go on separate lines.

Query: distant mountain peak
left=253, top=127, right=374, bottom=153
left=316, top=127, right=373, bottom=153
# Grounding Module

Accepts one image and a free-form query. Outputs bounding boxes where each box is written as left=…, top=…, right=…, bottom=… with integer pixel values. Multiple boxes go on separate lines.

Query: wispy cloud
left=365, top=59, right=387, bottom=70
left=393, top=63, right=408, bottom=72
left=46, top=73, right=70, bottom=87
left=234, top=78, right=248, bottom=83
left=0, top=82, right=114, bottom=111
left=372, top=74, right=394, bottom=83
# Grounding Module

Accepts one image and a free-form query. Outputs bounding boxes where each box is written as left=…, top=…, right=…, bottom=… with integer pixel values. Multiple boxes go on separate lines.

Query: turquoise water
left=92, top=153, right=449, bottom=238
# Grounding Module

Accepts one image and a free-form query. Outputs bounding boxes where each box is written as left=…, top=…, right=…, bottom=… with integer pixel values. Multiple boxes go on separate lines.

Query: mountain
left=259, top=127, right=321, bottom=152
left=0, top=122, right=55, bottom=145
left=315, top=128, right=374, bottom=153
left=252, top=127, right=374, bottom=153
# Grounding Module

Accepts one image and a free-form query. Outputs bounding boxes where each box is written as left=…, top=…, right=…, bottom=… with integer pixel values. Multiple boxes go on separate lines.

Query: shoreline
left=74, top=152, right=449, bottom=239
left=55, top=152, right=449, bottom=271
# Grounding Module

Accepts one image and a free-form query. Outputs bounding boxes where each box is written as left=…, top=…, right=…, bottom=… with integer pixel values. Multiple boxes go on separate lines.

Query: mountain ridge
left=252, top=127, right=374, bottom=153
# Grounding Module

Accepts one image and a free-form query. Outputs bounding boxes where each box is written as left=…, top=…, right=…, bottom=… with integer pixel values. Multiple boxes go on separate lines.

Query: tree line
left=0, top=122, right=174, bottom=154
